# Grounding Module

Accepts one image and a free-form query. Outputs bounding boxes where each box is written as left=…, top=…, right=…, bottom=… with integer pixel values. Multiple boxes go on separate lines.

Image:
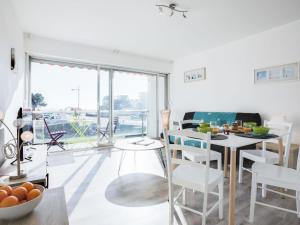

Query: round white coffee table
left=114, top=138, right=165, bottom=176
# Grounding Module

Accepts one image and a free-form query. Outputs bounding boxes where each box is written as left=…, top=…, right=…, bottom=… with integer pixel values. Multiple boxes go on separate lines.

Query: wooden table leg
left=224, top=147, right=228, bottom=177
left=228, top=148, right=237, bottom=225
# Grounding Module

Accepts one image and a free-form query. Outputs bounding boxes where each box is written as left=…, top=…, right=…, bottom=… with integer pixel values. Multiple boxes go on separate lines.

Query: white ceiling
left=11, top=0, right=300, bottom=61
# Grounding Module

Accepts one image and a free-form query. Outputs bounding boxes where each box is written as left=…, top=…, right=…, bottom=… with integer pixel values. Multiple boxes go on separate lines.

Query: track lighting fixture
left=156, top=3, right=188, bottom=18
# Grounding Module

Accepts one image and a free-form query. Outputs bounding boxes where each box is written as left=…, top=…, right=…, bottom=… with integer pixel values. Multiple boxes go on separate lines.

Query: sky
left=31, top=62, right=151, bottom=111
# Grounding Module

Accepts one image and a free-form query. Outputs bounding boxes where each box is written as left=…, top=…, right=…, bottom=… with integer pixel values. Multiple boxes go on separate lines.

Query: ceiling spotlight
left=155, top=2, right=188, bottom=19
left=159, top=6, right=163, bottom=14
left=170, top=10, right=174, bottom=17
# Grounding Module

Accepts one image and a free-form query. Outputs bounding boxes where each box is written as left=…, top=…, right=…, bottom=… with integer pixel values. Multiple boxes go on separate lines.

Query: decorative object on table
left=254, top=62, right=299, bottom=83
left=0, top=183, right=44, bottom=220
left=242, top=127, right=252, bottom=134
left=184, top=67, right=206, bottom=83
left=0, top=111, right=34, bottom=180
left=223, top=124, right=230, bottom=135
left=243, top=122, right=257, bottom=128
left=199, top=122, right=210, bottom=128
left=155, top=3, right=187, bottom=18
left=252, top=126, right=270, bottom=135
left=231, top=122, right=238, bottom=130
left=235, top=120, right=243, bottom=128
left=130, top=138, right=154, bottom=146
left=196, top=126, right=212, bottom=133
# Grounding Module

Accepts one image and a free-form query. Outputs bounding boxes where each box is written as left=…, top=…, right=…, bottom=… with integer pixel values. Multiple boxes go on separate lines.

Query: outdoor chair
left=44, top=118, right=66, bottom=151
left=99, top=117, right=119, bottom=141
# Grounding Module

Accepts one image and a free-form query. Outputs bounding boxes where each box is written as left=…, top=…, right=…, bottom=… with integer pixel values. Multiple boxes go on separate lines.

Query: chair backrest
left=43, top=118, right=53, bottom=137
left=180, top=120, right=203, bottom=130
left=263, top=120, right=293, bottom=167
left=104, top=116, right=119, bottom=133
left=161, top=110, right=171, bottom=130
left=163, top=129, right=211, bottom=188
left=113, top=117, right=119, bottom=133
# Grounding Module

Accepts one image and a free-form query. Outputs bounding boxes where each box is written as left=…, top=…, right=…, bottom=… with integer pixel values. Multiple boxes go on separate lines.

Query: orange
left=0, top=196, right=19, bottom=207
left=21, top=182, right=34, bottom=192
left=0, top=190, right=8, bottom=202
left=27, top=189, right=41, bottom=201
left=0, top=185, right=13, bottom=195
left=11, top=187, right=28, bottom=201
left=19, top=200, right=27, bottom=205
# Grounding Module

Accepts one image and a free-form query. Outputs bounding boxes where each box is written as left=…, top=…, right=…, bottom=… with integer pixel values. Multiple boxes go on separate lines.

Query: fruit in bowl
left=0, top=182, right=44, bottom=220
left=252, top=126, right=270, bottom=135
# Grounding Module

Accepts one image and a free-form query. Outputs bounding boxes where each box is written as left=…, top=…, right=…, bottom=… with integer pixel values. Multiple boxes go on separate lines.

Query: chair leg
left=202, top=191, right=208, bottom=225
left=238, top=153, right=244, bottom=184
left=182, top=188, right=186, bottom=205
left=174, top=204, right=188, bottom=225
left=169, top=185, right=174, bottom=225
left=262, top=184, right=267, bottom=198
left=249, top=173, right=257, bottom=223
left=296, top=191, right=300, bottom=218
left=217, top=155, right=222, bottom=171
left=218, top=178, right=224, bottom=220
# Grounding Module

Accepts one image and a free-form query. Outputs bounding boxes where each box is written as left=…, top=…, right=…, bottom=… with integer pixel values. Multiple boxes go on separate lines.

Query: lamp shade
left=21, top=131, right=34, bottom=142
left=13, top=119, right=24, bottom=128
left=161, top=110, right=171, bottom=130
left=0, top=111, right=4, bottom=120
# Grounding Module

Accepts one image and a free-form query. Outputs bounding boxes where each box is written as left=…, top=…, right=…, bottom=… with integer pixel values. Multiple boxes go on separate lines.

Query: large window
left=27, top=57, right=168, bottom=150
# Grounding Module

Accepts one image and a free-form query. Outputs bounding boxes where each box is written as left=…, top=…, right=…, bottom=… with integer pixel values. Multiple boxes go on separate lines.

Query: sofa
left=180, top=111, right=262, bottom=165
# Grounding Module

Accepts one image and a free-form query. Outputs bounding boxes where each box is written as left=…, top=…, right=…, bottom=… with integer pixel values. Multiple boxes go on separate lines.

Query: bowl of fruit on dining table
left=0, top=182, right=44, bottom=220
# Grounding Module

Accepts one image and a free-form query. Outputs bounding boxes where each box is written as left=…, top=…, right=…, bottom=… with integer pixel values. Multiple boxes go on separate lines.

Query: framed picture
left=254, top=62, right=299, bottom=83
left=184, top=68, right=206, bottom=83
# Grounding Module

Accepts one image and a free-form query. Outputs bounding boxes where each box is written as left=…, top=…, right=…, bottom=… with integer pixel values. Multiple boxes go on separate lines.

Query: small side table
left=114, top=138, right=166, bottom=177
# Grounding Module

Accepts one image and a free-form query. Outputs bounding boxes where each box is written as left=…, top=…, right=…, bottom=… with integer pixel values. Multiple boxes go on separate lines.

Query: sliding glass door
left=30, top=61, right=99, bottom=150
left=28, top=57, right=168, bottom=150
left=112, top=71, right=157, bottom=141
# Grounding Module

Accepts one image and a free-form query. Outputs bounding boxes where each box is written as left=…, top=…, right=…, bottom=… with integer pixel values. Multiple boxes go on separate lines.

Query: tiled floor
left=47, top=148, right=300, bottom=225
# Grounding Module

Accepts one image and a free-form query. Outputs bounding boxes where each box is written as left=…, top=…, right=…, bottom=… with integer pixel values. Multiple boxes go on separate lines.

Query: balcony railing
left=31, top=110, right=149, bottom=145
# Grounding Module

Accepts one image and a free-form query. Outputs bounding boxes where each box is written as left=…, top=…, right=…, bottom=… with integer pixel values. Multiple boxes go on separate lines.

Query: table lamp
left=0, top=111, right=34, bottom=180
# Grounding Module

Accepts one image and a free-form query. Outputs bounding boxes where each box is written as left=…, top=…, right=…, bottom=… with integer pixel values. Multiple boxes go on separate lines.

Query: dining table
left=174, top=131, right=285, bottom=225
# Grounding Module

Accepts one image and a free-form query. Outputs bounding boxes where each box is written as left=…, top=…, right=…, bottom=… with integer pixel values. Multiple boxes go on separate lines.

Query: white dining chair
left=180, top=120, right=222, bottom=171
left=238, top=120, right=293, bottom=186
left=249, top=145, right=300, bottom=222
left=163, top=129, right=224, bottom=225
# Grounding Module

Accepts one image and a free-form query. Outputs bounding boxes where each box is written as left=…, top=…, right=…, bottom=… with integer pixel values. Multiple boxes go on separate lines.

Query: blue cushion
left=193, top=112, right=236, bottom=126
left=168, top=136, right=207, bottom=149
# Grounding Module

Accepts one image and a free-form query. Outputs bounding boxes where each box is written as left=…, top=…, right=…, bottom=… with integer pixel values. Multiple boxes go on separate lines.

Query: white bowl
left=0, top=184, right=44, bottom=220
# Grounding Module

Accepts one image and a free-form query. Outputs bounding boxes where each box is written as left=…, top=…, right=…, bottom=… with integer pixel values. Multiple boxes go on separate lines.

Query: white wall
left=24, top=35, right=172, bottom=74
left=171, top=20, right=300, bottom=143
left=0, top=0, right=24, bottom=163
